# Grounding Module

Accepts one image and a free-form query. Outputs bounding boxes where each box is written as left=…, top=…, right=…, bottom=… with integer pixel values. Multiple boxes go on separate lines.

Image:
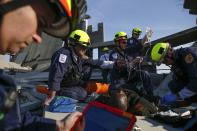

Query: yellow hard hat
left=132, top=27, right=142, bottom=35
left=114, top=31, right=127, bottom=41
left=151, top=42, right=170, bottom=62
left=102, top=47, right=109, bottom=52
left=69, top=29, right=91, bottom=47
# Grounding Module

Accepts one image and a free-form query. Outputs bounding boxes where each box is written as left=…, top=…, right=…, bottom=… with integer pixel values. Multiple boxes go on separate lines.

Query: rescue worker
left=109, top=31, right=128, bottom=61
left=127, top=27, right=149, bottom=58
left=46, top=30, right=114, bottom=104
left=109, top=31, right=129, bottom=87
left=0, top=0, right=87, bottom=130
left=151, top=42, right=197, bottom=105
left=109, top=31, right=154, bottom=97
left=100, top=31, right=158, bottom=116
left=100, top=47, right=110, bottom=83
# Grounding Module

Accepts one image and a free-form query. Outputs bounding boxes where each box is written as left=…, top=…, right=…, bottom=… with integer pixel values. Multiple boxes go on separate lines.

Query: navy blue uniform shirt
left=126, top=37, right=143, bottom=59
left=48, top=47, right=106, bottom=92
left=0, top=70, right=56, bottom=131
left=109, top=47, right=128, bottom=61
left=108, top=46, right=154, bottom=95
left=169, top=47, right=197, bottom=94
left=109, top=47, right=129, bottom=86
left=48, top=47, right=81, bottom=91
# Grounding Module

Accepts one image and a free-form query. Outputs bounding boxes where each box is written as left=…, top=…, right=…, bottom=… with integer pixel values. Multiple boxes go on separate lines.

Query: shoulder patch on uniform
left=112, top=53, right=118, bottom=59
left=185, top=53, right=194, bottom=64
left=59, top=54, right=67, bottom=63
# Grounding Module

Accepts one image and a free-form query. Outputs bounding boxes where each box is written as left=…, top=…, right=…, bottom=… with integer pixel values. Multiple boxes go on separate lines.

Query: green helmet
left=102, top=47, right=109, bottom=52
left=151, top=42, right=170, bottom=62
left=114, top=31, right=127, bottom=41
left=69, top=29, right=90, bottom=47
left=132, top=27, right=142, bottom=35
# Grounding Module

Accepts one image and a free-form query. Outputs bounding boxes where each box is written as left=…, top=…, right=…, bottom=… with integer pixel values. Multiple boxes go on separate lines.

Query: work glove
left=160, top=93, right=177, bottom=105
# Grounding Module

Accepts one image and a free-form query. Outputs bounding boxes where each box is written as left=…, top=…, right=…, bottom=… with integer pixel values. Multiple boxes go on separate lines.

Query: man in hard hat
left=109, top=31, right=154, bottom=98
left=127, top=27, right=150, bottom=59
left=46, top=30, right=115, bottom=104
left=100, top=47, right=110, bottom=83
left=101, top=31, right=157, bottom=116
left=109, top=31, right=128, bottom=61
left=151, top=42, right=197, bottom=105
left=0, top=0, right=87, bottom=130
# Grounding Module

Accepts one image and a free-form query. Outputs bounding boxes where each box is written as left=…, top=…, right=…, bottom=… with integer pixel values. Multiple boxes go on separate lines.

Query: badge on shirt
left=59, top=54, right=67, bottom=63
left=129, top=39, right=134, bottom=44
left=184, top=53, right=194, bottom=64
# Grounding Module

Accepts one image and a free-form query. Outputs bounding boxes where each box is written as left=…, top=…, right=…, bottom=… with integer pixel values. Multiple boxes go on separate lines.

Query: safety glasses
left=69, top=37, right=91, bottom=48
left=115, top=38, right=127, bottom=44
left=77, top=43, right=89, bottom=51
left=79, top=41, right=91, bottom=47
left=133, top=33, right=141, bottom=36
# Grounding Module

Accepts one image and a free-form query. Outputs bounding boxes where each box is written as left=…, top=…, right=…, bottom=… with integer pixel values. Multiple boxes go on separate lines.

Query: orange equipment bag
left=36, top=85, right=50, bottom=95
left=85, top=81, right=110, bottom=94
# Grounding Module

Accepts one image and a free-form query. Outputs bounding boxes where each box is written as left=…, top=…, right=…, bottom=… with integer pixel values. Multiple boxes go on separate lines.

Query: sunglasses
left=133, top=33, right=140, bottom=36
left=69, top=37, right=91, bottom=47
left=78, top=43, right=89, bottom=50
left=120, top=41, right=127, bottom=45
left=115, top=38, right=127, bottom=44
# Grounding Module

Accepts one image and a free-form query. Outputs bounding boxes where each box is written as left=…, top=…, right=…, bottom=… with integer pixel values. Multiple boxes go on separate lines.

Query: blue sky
left=2, top=0, right=196, bottom=62
left=87, top=0, right=196, bottom=41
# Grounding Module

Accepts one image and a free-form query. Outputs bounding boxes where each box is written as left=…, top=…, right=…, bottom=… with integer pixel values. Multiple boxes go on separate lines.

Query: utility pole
left=80, top=14, right=91, bottom=32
